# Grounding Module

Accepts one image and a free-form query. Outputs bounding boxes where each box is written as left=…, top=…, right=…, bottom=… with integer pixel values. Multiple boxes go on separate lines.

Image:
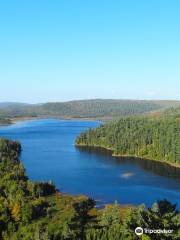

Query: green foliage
left=99, top=201, right=121, bottom=227
left=30, top=181, right=57, bottom=198
left=126, top=200, right=180, bottom=240
left=76, top=113, right=180, bottom=165
left=0, top=138, right=179, bottom=239
left=70, top=198, right=96, bottom=240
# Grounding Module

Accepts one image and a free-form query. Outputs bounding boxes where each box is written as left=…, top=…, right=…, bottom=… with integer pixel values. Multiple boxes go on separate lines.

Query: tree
left=100, top=201, right=121, bottom=227
left=11, top=202, right=21, bottom=222
left=71, top=198, right=96, bottom=240
left=141, top=199, right=180, bottom=240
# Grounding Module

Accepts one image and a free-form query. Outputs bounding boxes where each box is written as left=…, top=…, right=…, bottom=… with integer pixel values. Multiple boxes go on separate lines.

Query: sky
left=0, top=0, right=180, bottom=103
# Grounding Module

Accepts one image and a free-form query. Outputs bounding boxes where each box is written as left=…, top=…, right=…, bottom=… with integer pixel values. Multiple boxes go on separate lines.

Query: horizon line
left=0, top=98, right=180, bottom=105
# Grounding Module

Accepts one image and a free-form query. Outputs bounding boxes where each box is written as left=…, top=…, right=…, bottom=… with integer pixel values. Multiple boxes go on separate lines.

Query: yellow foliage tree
left=11, top=202, right=21, bottom=221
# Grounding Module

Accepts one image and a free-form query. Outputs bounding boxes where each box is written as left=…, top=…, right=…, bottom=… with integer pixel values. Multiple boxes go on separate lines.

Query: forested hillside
left=0, top=138, right=179, bottom=239
left=163, top=106, right=180, bottom=118
left=76, top=107, right=180, bottom=165
left=0, top=99, right=180, bottom=119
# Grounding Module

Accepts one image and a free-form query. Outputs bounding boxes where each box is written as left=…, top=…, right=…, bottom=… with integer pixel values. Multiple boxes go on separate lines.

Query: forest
left=75, top=107, right=180, bottom=166
left=0, top=99, right=180, bottom=119
left=0, top=138, right=179, bottom=240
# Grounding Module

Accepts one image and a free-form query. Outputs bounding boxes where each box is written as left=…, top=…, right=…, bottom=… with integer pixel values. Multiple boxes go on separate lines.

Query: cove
left=0, top=119, right=179, bottom=208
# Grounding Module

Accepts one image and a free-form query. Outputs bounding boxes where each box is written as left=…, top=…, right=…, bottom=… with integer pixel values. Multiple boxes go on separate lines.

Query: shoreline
left=10, top=116, right=104, bottom=124
left=2, top=117, right=179, bottom=169
left=75, top=144, right=180, bottom=169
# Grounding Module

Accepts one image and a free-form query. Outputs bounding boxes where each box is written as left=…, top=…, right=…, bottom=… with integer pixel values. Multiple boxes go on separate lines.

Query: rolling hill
left=0, top=99, right=180, bottom=119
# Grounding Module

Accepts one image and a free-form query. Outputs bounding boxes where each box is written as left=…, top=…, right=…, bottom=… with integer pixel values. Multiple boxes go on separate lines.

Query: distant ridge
left=0, top=102, right=30, bottom=108
left=0, top=99, right=179, bottom=119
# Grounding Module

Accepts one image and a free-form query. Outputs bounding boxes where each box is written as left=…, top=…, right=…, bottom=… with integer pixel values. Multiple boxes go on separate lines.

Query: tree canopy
left=76, top=108, right=180, bottom=165
left=0, top=138, right=179, bottom=239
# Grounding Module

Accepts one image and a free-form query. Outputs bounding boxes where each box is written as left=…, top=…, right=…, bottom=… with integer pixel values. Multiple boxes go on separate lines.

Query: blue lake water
left=0, top=119, right=180, bottom=208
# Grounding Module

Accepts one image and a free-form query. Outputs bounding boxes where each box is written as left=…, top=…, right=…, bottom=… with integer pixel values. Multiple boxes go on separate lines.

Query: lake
left=0, top=119, right=180, bottom=208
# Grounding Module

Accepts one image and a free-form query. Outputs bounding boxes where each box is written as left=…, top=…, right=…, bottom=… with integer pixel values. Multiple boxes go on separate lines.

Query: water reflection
left=0, top=119, right=179, bottom=208
left=76, top=146, right=180, bottom=179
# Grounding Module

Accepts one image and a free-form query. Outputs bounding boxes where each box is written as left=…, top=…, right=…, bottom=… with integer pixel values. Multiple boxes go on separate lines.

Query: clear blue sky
left=0, top=0, right=180, bottom=103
